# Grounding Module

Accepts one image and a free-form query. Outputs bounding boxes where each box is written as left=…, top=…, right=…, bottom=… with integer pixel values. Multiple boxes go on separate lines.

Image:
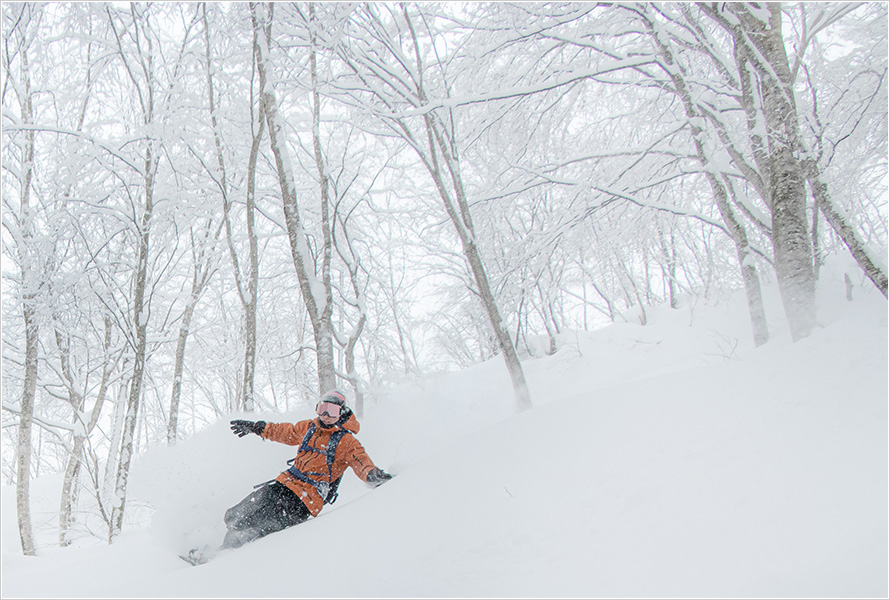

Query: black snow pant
left=222, top=481, right=311, bottom=549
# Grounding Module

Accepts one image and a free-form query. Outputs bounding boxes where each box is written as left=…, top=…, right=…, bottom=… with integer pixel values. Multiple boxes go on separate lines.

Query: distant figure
left=183, top=390, right=392, bottom=565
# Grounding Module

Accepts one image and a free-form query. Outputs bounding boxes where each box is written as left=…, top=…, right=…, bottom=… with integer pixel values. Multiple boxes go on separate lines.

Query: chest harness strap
left=285, top=423, right=351, bottom=505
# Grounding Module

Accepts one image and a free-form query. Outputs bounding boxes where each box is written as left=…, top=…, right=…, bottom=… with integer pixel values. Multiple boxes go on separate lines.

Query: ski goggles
left=316, top=401, right=342, bottom=418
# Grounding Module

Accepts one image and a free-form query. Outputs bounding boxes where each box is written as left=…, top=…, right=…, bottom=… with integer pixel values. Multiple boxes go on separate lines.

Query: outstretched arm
left=261, top=420, right=311, bottom=446
left=344, top=437, right=393, bottom=487
left=230, top=419, right=311, bottom=446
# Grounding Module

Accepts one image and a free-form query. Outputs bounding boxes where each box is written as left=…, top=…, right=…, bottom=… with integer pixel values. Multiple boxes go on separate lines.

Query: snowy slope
left=2, top=271, right=887, bottom=598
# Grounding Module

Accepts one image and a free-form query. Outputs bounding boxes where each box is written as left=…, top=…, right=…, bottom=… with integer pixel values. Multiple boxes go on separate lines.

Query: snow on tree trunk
left=60, top=323, right=115, bottom=547
left=17, top=304, right=38, bottom=557
left=203, top=3, right=259, bottom=412
left=54, top=327, right=84, bottom=546
left=805, top=160, right=888, bottom=298
left=642, top=8, right=769, bottom=346
left=252, top=2, right=336, bottom=393
left=725, top=3, right=816, bottom=341
left=168, top=293, right=197, bottom=444
left=110, top=143, right=156, bottom=540
left=424, top=112, right=533, bottom=411
left=241, top=111, right=261, bottom=412
left=12, top=25, right=38, bottom=556
left=761, top=4, right=816, bottom=341
left=58, top=435, right=83, bottom=547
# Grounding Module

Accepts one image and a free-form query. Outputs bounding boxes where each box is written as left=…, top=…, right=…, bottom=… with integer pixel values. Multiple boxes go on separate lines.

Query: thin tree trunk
left=642, top=9, right=769, bottom=346
left=387, top=253, right=416, bottom=375
left=102, top=364, right=127, bottom=517
left=811, top=197, right=821, bottom=282
left=805, top=161, right=888, bottom=298
left=402, top=7, right=531, bottom=411
left=15, top=32, right=38, bottom=557
left=110, top=144, right=155, bottom=541
left=59, top=315, right=116, bottom=546
left=536, top=284, right=558, bottom=355
left=658, top=225, right=679, bottom=309
left=424, top=118, right=532, bottom=410
left=167, top=288, right=198, bottom=444
left=242, top=117, right=261, bottom=411
left=169, top=217, right=218, bottom=441
left=18, top=304, right=38, bottom=557
left=332, top=207, right=370, bottom=416
left=54, top=328, right=84, bottom=546
left=203, top=2, right=260, bottom=412
left=252, top=2, right=336, bottom=393
left=308, top=2, right=337, bottom=391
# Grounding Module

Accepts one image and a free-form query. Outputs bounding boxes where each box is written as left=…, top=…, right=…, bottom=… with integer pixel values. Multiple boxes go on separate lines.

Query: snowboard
left=179, top=545, right=219, bottom=566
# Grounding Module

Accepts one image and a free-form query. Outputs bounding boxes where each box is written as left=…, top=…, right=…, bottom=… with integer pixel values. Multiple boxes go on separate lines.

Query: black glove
left=230, top=420, right=266, bottom=438
left=366, top=468, right=393, bottom=487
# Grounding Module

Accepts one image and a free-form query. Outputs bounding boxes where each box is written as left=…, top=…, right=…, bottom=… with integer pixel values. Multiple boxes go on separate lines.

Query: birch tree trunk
left=11, top=18, right=38, bottom=555
left=332, top=200, right=370, bottom=416
left=17, top=193, right=38, bottom=558
left=54, top=328, right=84, bottom=546
left=241, top=108, right=262, bottom=411
left=168, top=292, right=196, bottom=444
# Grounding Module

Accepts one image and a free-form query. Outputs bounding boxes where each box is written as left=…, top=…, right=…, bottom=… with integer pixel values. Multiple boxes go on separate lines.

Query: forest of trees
left=2, top=2, right=887, bottom=554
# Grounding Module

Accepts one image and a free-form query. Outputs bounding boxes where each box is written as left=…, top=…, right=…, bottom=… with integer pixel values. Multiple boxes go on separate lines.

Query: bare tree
left=167, top=222, right=219, bottom=444
left=201, top=2, right=262, bottom=412
left=698, top=3, right=815, bottom=341
left=252, top=1, right=337, bottom=393
left=105, top=2, right=199, bottom=540
left=335, top=4, right=532, bottom=411
left=4, top=2, right=40, bottom=556
left=636, top=4, right=769, bottom=345
left=58, top=316, right=122, bottom=545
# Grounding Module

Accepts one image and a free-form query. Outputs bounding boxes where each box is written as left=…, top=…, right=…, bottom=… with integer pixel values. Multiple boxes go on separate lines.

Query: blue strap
left=285, top=423, right=352, bottom=504
left=286, top=465, right=332, bottom=499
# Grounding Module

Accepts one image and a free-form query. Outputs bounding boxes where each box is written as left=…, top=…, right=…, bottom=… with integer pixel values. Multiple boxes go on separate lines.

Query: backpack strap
left=286, top=423, right=352, bottom=504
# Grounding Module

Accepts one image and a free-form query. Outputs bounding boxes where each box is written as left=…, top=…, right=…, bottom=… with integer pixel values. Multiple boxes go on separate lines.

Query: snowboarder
left=183, top=390, right=392, bottom=565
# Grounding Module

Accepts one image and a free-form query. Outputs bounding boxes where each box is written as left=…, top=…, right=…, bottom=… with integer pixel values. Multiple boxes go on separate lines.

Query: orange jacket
left=261, top=413, right=377, bottom=516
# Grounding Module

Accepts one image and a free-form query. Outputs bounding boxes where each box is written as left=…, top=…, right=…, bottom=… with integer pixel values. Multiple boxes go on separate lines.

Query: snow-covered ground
left=3, top=263, right=888, bottom=598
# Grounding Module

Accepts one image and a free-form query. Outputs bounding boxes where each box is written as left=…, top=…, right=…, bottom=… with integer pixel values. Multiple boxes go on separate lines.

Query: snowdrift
left=2, top=273, right=887, bottom=598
